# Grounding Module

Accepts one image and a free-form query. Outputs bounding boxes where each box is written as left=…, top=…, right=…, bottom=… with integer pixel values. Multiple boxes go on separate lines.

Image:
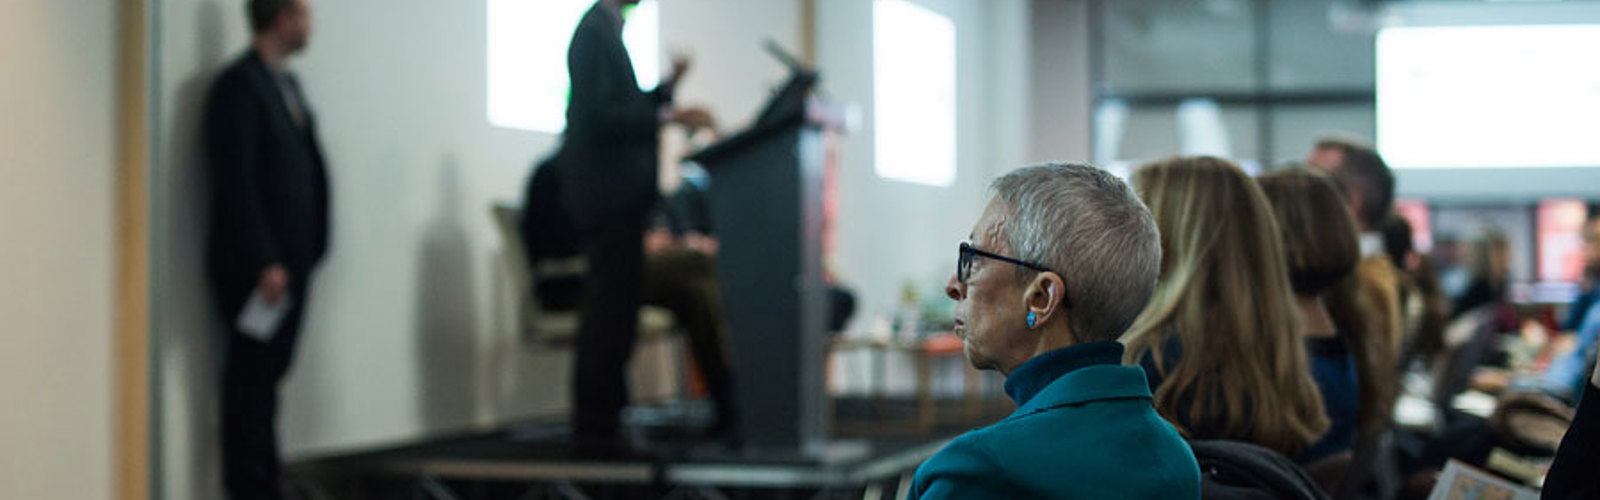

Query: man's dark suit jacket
left=562, top=3, right=674, bottom=230
left=203, top=50, right=330, bottom=303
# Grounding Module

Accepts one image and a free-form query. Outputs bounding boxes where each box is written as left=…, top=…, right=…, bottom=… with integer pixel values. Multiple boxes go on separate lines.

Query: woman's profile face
left=947, top=200, right=1030, bottom=373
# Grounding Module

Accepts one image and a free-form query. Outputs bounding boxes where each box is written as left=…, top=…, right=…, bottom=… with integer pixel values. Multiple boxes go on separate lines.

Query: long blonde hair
left=1122, top=157, right=1330, bottom=458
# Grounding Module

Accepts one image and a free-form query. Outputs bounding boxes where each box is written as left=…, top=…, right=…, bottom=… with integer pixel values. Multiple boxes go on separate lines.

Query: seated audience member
left=1564, top=214, right=1600, bottom=331
left=1432, top=235, right=1472, bottom=300
left=1380, top=214, right=1424, bottom=348
left=1259, top=168, right=1366, bottom=464
left=1540, top=292, right=1600, bottom=404
left=826, top=276, right=858, bottom=334
left=1309, top=138, right=1406, bottom=358
left=1379, top=213, right=1417, bottom=274
left=1543, top=361, right=1600, bottom=499
left=1319, top=223, right=1406, bottom=498
left=1403, top=255, right=1450, bottom=368
left=1538, top=216, right=1600, bottom=404
left=1379, top=214, right=1449, bottom=369
left=1122, top=156, right=1331, bottom=460
left=520, top=155, right=738, bottom=437
left=912, top=163, right=1200, bottom=499
left=1452, top=231, right=1512, bottom=320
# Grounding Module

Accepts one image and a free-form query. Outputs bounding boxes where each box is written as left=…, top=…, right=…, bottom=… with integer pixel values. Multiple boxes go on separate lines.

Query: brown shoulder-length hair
left=1123, top=157, right=1330, bottom=458
left=1260, top=167, right=1397, bottom=435
left=1258, top=168, right=1361, bottom=295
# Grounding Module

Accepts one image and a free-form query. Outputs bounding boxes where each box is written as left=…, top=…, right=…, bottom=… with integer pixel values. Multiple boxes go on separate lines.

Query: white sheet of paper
left=236, top=290, right=292, bottom=342
left=1591, top=360, right=1600, bottom=388
left=1427, top=460, right=1538, bottom=500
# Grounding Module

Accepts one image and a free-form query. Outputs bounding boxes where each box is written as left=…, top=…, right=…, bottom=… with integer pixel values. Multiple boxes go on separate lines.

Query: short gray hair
left=990, top=163, right=1162, bottom=343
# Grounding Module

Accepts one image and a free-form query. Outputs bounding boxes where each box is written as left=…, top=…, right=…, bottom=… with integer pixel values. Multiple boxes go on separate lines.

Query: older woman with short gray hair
left=911, top=163, right=1200, bottom=499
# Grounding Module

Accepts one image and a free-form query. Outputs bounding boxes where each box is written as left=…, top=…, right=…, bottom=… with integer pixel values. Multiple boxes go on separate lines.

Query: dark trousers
left=644, top=250, right=737, bottom=429
left=220, top=282, right=310, bottom=500
left=572, top=220, right=646, bottom=436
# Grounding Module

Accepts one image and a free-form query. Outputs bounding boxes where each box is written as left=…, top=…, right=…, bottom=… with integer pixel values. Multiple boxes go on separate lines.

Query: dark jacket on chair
left=519, top=152, right=584, bottom=311
left=204, top=49, right=330, bottom=301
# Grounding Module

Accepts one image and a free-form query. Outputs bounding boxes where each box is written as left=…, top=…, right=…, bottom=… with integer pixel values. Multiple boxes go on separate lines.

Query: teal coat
left=911, top=342, right=1201, bottom=499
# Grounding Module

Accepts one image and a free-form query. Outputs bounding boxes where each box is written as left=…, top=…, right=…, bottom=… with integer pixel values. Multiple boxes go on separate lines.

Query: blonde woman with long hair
left=1123, top=156, right=1330, bottom=459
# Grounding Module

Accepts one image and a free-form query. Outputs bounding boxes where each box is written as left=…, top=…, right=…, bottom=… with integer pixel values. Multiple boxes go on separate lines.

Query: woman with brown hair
left=1259, top=168, right=1397, bottom=467
left=1124, top=156, right=1331, bottom=459
left=1453, top=231, right=1513, bottom=319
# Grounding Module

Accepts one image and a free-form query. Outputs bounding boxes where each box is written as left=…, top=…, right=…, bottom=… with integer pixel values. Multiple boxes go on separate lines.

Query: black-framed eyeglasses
left=957, top=241, right=1071, bottom=307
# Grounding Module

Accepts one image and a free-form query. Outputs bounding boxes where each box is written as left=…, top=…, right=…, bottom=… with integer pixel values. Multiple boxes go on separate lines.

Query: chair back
left=1432, top=307, right=1501, bottom=409
left=1191, top=440, right=1332, bottom=500
left=489, top=203, right=582, bottom=346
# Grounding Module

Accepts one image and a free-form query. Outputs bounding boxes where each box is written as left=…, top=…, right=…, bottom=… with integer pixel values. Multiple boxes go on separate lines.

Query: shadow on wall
left=486, top=234, right=519, bottom=417
left=162, top=1, right=226, bottom=498
left=483, top=177, right=571, bottom=420
left=415, top=158, right=485, bottom=431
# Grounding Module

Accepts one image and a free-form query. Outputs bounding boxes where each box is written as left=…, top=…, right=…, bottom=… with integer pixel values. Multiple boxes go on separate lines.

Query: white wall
left=0, top=1, right=118, bottom=499
left=662, top=0, right=802, bottom=139
left=990, top=0, right=1033, bottom=172
left=1028, top=0, right=1092, bottom=163
left=818, top=0, right=1072, bottom=334
left=152, top=0, right=1089, bottom=493
left=153, top=3, right=246, bottom=498
left=153, top=1, right=804, bottom=498
left=817, top=0, right=1059, bottom=394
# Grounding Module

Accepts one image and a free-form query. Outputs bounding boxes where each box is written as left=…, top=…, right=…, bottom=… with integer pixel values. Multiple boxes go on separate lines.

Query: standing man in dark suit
left=563, top=0, right=714, bottom=441
left=203, top=0, right=329, bottom=497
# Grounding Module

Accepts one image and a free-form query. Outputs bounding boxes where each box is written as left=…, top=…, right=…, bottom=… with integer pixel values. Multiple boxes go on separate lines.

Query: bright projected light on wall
left=873, top=0, right=956, bottom=187
left=1377, top=24, right=1600, bottom=169
left=487, top=0, right=659, bottom=133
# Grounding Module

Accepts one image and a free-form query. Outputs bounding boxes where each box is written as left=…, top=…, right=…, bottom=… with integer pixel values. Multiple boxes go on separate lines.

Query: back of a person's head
left=1265, top=169, right=1404, bottom=436
left=1471, top=230, right=1512, bottom=286
left=989, top=163, right=1161, bottom=344
left=1407, top=253, right=1450, bottom=366
left=1258, top=167, right=1361, bottom=297
left=1125, top=156, right=1329, bottom=458
left=249, top=0, right=294, bottom=34
left=1379, top=213, right=1416, bottom=271
left=1315, top=138, right=1395, bottom=230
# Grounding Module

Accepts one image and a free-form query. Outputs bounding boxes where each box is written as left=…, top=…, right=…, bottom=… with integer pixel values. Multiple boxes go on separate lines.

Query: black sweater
left=1544, top=382, right=1600, bottom=499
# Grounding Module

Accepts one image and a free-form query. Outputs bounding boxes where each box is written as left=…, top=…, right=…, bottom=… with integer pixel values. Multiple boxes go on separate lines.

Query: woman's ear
left=1024, top=272, right=1066, bottom=328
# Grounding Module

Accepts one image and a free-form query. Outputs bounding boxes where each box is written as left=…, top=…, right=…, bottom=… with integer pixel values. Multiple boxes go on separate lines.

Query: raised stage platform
left=291, top=397, right=1014, bottom=500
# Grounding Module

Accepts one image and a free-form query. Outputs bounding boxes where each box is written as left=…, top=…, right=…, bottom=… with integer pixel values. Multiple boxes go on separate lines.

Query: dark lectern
left=687, top=67, right=831, bottom=454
